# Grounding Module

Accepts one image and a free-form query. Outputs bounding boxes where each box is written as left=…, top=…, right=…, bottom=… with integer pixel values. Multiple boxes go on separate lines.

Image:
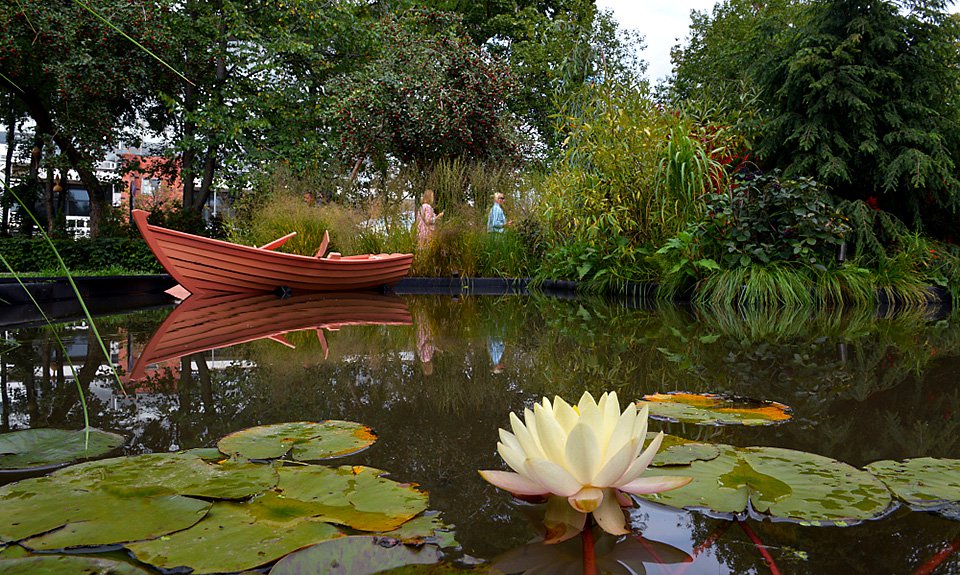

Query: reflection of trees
left=3, top=298, right=960, bottom=569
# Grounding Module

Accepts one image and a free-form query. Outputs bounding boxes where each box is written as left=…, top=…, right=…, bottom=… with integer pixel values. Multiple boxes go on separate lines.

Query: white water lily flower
left=480, top=391, right=692, bottom=539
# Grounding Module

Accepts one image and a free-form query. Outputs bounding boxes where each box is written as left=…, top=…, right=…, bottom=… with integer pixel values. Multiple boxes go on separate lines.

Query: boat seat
left=326, top=252, right=341, bottom=260
left=314, top=230, right=330, bottom=258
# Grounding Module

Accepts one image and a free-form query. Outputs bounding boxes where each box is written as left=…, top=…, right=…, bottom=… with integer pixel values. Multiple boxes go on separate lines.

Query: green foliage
left=704, top=170, right=850, bottom=268
left=0, top=237, right=160, bottom=274
left=332, top=9, right=521, bottom=167
left=759, top=0, right=960, bottom=229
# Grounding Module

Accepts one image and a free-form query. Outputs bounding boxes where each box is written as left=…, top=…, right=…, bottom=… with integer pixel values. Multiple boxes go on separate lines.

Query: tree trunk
left=2, top=114, right=15, bottom=235
left=44, top=171, right=55, bottom=233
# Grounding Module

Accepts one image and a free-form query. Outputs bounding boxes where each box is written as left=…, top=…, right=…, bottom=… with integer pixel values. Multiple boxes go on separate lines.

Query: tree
left=331, top=9, right=521, bottom=175
left=0, top=0, right=169, bottom=236
left=761, top=0, right=960, bottom=228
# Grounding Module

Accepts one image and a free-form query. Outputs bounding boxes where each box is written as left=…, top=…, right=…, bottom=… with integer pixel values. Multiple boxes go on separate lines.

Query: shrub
left=0, top=237, right=161, bottom=274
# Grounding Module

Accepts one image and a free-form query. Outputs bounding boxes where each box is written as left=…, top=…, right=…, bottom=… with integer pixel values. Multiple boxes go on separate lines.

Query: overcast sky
left=597, top=0, right=960, bottom=85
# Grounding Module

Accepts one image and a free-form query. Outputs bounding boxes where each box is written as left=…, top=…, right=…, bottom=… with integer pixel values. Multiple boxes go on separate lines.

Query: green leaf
left=217, top=421, right=377, bottom=461
left=642, top=445, right=892, bottom=524
left=865, top=458, right=960, bottom=518
left=51, top=452, right=279, bottom=500
left=379, top=513, right=458, bottom=549
left=0, top=556, right=152, bottom=575
left=127, top=493, right=343, bottom=574
left=0, top=476, right=211, bottom=550
left=650, top=433, right=721, bottom=467
left=275, top=465, right=429, bottom=532
left=270, top=536, right=442, bottom=575
left=0, top=428, right=124, bottom=471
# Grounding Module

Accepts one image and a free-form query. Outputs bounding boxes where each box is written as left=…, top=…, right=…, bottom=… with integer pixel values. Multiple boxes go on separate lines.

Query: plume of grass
left=695, top=264, right=814, bottom=308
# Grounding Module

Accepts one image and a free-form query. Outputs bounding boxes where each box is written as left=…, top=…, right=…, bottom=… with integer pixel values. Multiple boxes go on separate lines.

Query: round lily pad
left=275, top=465, right=430, bottom=532
left=127, top=493, right=343, bottom=574
left=639, top=393, right=792, bottom=426
left=0, top=475, right=211, bottom=550
left=217, top=421, right=377, bottom=461
left=640, top=444, right=893, bottom=525
left=0, top=555, right=152, bottom=574
left=650, top=433, right=721, bottom=466
left=270, top=535, right=442, bottom=575
left=0, top=428, right=124, bottom=472
left=51, top=452, right=278, bottom=500
left=866, top=458, right=960, bottom=518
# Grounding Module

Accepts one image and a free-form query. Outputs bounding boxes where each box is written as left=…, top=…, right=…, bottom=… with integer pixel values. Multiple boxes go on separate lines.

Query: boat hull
left=133, top=210, right=413, bottom=294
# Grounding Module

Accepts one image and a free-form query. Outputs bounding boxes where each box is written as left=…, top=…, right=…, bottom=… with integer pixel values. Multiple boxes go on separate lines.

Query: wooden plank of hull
left=132, top=209, right=413, bottom=294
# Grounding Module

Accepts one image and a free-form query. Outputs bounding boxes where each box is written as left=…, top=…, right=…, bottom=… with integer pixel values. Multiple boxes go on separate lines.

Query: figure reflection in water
left=416, top=309, right=435, bottom=376
left=488, top=336, right=505, bottom=374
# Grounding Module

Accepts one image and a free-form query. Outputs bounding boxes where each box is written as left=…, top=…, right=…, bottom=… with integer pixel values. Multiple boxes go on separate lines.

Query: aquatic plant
left=479, top=391, right=691, bottom=542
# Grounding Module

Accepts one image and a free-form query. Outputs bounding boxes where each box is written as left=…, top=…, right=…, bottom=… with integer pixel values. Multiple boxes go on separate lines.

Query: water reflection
left=1, top=295, right=958, bottom=573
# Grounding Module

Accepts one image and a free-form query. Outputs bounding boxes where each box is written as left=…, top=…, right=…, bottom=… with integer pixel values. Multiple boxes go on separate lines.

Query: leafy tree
left=0, top=0, right=169, bottom=236
left=761, top=0, right=960, bottom=229
left=331, top=9, right=521, bottom=174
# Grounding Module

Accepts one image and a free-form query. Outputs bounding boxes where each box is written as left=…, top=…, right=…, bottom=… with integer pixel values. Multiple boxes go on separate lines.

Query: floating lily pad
left=127, top=492, right=343, bottom=574
left=51, top=452, right=278, bottom=500
left=0, top=428, right=124, bottom=471
left=639, top=393, right=791, bottom=426
left=381, top=513, right=458, bottom=549
left=640, top=445, right=892, bottom=525
left=0, top=475, right=211, bottom=549
left=650, top=433, right=721, bottom=466
left=217, top=421, right=377, bottom=461
left=269, top=535, right=441, bottom=575
left=866, top=458, right=960, bottom=518
left=0, top=555, right=153, bottom=574
left=276, top=465, right=429, bottom=532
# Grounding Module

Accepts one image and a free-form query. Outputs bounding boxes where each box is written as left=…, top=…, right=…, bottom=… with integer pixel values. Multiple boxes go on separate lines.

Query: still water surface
left=2, top=293, right=959, bottom=574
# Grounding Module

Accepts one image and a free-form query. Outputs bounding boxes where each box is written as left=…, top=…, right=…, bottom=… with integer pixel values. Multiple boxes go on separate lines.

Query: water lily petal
left=593, top=437, right=638, bottom=487
left=525, top=458, right=582, bottom=497
left=569, top=486, right=604, bottom=513
left=534, top=403, right=568, bottom=467
left=578, top=392, right=603, bottom=434
left=592, top=488, right=630, bottom=536
left=511, top=412, right=545, bottom=460
left=616, top=431, right=664, bottom=486
left=606, top=402, right=638, bottom=459
left=479, top=470, right=549, bottom=496
left=544, top=496, right=587, bottom=544
left=552, top=396, right=579, bottom=434
left=618, top=475, right=693, bottom=495
left=497, top=441, right=527, bottom=475
left=598, top=392, right=621, bottom=440
left=565, top=422, right=601, bottom=484
left=523, top=408, right=546, bottom=457
left=631, top=405, right=650, bottom=459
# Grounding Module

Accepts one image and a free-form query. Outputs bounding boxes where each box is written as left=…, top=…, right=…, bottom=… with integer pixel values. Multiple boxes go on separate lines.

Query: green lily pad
left=380, top=513, right=458, bottom=549
left=0, top=475, right=211, bottom=549
left=866, top=458, right=960, bottom=518
left=51, top=452, right=278, bottom=500
left=639, top=393, right=792, bottom=426
left=269, top=535, right=441, bottom=575
left=127, top=492, right=343, bottom=574
left=0, top=428, right=124, bottom=471
left=276, top=465, right=429, bottom=532
left=650, top=433, right=721, bottom=466
left=217, top=421, right=377, bottom=461
left=641, top=445, right=892, bottom=525
left=0, top=556, right=153, bottom=574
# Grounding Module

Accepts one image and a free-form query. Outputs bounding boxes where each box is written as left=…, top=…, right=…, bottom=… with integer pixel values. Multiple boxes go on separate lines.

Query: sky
left=597, top=0, right=960, bottom=84
left=595, top=0, right=721, bottom=84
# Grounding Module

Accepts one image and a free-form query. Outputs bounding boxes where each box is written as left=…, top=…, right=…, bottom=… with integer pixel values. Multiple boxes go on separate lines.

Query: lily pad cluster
left=0, top=427, right=124, bottom=472
left=639, top=392, right=792, bottom=426
left=0, top=421, right=456, bottom=574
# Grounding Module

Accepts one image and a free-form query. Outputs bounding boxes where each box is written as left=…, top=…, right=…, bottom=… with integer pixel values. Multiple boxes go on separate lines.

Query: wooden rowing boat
left=132, top=209, right=413, bottom=295
left=126, top=291, right=412, bottom=380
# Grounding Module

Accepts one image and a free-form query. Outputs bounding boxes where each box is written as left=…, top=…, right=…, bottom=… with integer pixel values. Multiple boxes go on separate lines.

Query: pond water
left=2, top=292, right=959, bottom=574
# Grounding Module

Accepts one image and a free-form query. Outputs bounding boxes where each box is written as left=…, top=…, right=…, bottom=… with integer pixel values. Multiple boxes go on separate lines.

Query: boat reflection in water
left=127, top=291, right=412, bottom=381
